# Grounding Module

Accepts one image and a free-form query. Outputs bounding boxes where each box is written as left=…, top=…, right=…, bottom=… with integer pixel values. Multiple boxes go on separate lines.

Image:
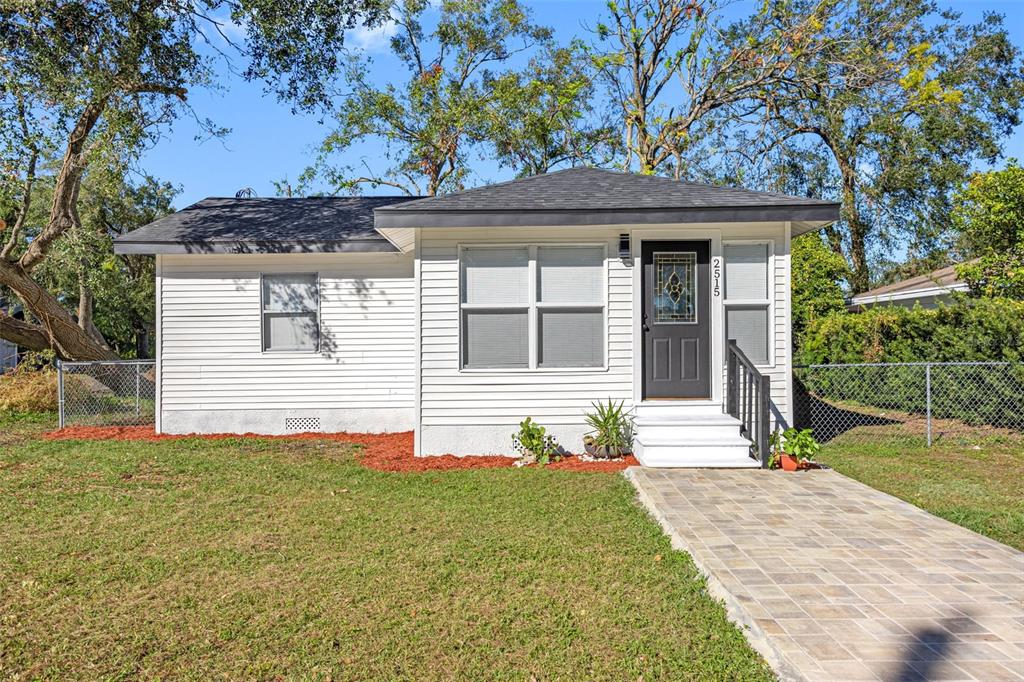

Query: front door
left=642, top=240, right=711, bottom=399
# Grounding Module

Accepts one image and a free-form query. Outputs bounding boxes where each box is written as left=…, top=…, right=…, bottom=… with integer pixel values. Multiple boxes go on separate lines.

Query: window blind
left=463, top=310, right=529, bottom=368
left=724, top=243, right=768, bottom=300
left=461, top=247, right=529, bottom=305
left=538, top=246, right=604, bottom=303
left=539, top=309, right=603, bottom=367
left=726, top=307, right=769, bottom=365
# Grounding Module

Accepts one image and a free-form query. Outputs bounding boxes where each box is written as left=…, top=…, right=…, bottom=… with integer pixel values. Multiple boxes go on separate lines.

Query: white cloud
left=350, top=21, right=399, bottom=52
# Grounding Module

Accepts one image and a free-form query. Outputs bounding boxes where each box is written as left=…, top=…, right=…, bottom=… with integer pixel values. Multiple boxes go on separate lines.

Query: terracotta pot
left=584, top=442, right=630, bottom=459
left=779, top=453, right=800, bottom=471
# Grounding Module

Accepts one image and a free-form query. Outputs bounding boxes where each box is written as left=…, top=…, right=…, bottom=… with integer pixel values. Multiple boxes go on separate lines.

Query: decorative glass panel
left=538, top=246, right=604, bottom=304
left=724, top=243, right=768, bottom=300
left=539, top=308, right=603, bottom=367
left=654, top=252, right=697, bottom=323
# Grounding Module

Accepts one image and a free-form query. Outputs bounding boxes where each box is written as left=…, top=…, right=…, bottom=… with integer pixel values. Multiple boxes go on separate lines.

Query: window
left=460, top=245, right=605, bottom=369
left=723, top=243, right=771, bottom=365
left=261, top=273, right=319, bottom=352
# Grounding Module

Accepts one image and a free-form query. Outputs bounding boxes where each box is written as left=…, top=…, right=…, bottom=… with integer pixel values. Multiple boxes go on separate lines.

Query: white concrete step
left=634, top=412, right=743, bottom=441
left=634, top=436, right=759, bottom=468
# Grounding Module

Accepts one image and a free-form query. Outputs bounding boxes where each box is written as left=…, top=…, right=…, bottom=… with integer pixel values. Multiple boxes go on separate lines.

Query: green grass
left=0, top=422, right=772, bottom=680
left=817, top=437, right=1024, bottom=551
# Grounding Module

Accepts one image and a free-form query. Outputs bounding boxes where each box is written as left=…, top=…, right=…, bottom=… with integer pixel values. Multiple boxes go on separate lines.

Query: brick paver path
left=626, top=468, right=1024, bottom=682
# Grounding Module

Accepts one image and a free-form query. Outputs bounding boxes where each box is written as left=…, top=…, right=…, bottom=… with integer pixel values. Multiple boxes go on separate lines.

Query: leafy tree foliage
left=300, top=0, right=583, bottom=196
left=0, top=0, right=387, bottom=358
left=590, top=0, right=833, bottom=178
left=953, top=162, right=1024, bottom=300
left=791, top=233, right=848, bottom=341
left=766, top=0, right=1023, bottom=293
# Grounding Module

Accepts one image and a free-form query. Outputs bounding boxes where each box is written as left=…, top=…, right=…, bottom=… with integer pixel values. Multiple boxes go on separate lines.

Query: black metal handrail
left=726, top=340, right=771, bottom=467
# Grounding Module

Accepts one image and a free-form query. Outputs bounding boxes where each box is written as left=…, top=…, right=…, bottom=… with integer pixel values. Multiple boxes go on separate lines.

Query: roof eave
left=113, top=239, right=398, bottom=255
left=373, top=204, right=840, bottom=230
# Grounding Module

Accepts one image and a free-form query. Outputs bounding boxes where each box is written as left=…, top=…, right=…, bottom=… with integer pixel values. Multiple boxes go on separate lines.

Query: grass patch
left=0, top=424, right=772, bottom=680
left=817, top=437, right=1024, bottom=551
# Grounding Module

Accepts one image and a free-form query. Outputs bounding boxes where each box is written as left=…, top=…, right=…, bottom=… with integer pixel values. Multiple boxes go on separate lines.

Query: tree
left=766, top=0, right=1024, bottom=293
left=301, top=0, right=553, bottom=197
left=953, top=162, right=1024, bottom=299
left=590, top=0, right=831, bottom=178
left=0, top=0, right=389, bottom=359
left=484, top=41, right=618, bottom=177
left=791, top=232, right=848, bottom=341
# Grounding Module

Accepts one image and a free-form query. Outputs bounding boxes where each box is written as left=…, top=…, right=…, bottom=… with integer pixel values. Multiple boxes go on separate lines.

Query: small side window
left=262, top=273, right=319, bottom=352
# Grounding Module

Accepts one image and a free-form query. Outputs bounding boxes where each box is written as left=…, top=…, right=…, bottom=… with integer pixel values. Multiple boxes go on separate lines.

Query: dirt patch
left=42, top=426, right=636, bottom=473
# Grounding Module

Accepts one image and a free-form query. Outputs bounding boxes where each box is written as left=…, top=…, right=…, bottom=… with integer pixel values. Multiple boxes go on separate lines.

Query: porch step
left=633, top=404, right=758, bottom=468
left=634, top=437, right=759, bottom=468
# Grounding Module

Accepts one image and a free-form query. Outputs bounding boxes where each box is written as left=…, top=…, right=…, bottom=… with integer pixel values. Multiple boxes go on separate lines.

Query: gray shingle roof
left=381, top=167, right=835, bottom=212
left=114, top=196, right=419, bottom=254
left=373, top=167, right=839, bottom=232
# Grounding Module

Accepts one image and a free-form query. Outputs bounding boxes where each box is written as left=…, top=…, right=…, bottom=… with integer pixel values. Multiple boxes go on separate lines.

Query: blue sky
left=141, top=0, right=1024, bottom=208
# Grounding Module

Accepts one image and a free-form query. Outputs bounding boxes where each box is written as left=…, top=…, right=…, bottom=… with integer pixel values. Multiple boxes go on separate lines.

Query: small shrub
left=0, top=365, right=58, bottom=414
left=583, top=399, right=633, bottom=452
left=511, top=417, right=559, bottom=465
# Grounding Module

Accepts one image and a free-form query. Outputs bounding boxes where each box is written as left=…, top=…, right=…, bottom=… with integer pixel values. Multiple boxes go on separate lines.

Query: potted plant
left=583, top=399, right=634, bottom=458
left=769, top=427, right=821, bottom=471
left=512, top=417, right=560, bottom=466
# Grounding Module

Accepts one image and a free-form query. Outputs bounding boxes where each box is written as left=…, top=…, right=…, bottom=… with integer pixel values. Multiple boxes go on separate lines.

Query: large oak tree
left=0, top=0, right=389, bottom=359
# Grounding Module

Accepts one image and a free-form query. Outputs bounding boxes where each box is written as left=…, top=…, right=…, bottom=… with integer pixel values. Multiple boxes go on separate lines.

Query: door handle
left=643, top=313, right=650, bottom=332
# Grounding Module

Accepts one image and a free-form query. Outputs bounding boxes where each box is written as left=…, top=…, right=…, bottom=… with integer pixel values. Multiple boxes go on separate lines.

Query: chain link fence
left=57, top=360, right=156, bottom=428
left=794, top=362, right=1024, bottom=447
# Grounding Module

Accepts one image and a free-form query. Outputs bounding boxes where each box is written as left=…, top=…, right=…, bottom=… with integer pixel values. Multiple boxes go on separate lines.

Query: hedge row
left=795, top=298, right=1024, bottom=429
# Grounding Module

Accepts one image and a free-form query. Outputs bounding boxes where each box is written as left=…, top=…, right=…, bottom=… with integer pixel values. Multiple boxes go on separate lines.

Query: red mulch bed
left=42, top=426, right=637, bottom=473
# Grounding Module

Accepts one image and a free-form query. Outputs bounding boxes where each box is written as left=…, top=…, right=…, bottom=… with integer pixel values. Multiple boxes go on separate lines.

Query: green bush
left=796, top=298, right=1024, bottom=428
left=797, top=297, right=1024, bottom=365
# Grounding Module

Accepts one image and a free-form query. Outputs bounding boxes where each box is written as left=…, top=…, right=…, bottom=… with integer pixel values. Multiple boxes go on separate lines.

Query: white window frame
left=722, top=240, right=774, bottom=368
left=458, top=243, right=609, bottom=372
left=259, top=272, right=322, bottom=354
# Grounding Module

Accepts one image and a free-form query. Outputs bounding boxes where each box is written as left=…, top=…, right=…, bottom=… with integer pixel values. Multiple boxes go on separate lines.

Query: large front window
left=460, top=245, right=606, bottom=369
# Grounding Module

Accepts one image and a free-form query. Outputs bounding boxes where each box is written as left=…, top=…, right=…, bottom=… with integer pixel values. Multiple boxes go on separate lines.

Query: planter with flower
left=582, top=399, right=634, bottom=459
left=768, top=428, right=821, bottom=471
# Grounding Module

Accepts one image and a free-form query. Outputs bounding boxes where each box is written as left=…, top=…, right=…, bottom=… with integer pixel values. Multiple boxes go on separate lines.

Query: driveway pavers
left=626, top=467, right=1024, bottom=682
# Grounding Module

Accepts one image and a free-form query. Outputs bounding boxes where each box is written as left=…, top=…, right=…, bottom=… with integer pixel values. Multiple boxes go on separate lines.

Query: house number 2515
left=712, top=257, right=722, bottom=297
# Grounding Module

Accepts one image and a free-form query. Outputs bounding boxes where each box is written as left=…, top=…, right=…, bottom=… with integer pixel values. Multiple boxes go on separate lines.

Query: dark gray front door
left=642, top=240, right=711, bottom=399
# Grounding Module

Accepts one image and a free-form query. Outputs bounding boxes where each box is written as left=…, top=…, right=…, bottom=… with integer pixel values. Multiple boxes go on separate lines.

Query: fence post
left=57, top=360, right=65, bottom=429
left=135, top=363, right=141, bottom=418
left=925, top=363, right=932, bottom=447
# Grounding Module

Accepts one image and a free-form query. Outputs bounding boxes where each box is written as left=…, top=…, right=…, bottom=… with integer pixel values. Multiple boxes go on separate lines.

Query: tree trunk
left=838, top=162, right=870, bottom=293
left=0, top=260, right=118, bottom=360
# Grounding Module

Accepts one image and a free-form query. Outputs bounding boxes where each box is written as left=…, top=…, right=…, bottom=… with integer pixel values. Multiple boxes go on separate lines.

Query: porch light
left=618, top=233, right=631, bottom=260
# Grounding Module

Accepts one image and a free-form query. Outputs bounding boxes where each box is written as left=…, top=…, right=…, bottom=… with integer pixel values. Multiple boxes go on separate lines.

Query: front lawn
left=816, top=438, right=1024, bottom=551
left=0, top=417, right=772, bottom=680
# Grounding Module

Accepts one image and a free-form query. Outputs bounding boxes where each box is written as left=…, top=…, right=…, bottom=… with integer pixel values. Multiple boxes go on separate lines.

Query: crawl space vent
left=284, top=417, right=321, bottom=432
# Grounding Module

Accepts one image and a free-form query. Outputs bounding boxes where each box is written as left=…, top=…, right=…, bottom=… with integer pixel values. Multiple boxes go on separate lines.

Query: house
left=848, top=262, right=970, bottom=311
left=0, top=299, right=20, bottom=373
left=114, top=168, right=839, bottom=467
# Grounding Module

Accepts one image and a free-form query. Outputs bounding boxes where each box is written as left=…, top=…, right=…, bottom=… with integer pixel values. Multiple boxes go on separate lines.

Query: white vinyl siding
left=159, top=253, right=414, bottom=411
left=421, top=228, right=629, bottom=430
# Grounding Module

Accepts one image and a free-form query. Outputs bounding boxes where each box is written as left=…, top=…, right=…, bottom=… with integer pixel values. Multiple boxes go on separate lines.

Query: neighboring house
left=114, top=168, right=839, bottom=466
left=848, top=262, right=970, bottom=311
left=0, top=300, right=19, bottom=373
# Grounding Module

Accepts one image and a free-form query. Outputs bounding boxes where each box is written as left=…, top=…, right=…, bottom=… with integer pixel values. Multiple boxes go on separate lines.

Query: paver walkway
left=626, top=468, right=1024, bottom=682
